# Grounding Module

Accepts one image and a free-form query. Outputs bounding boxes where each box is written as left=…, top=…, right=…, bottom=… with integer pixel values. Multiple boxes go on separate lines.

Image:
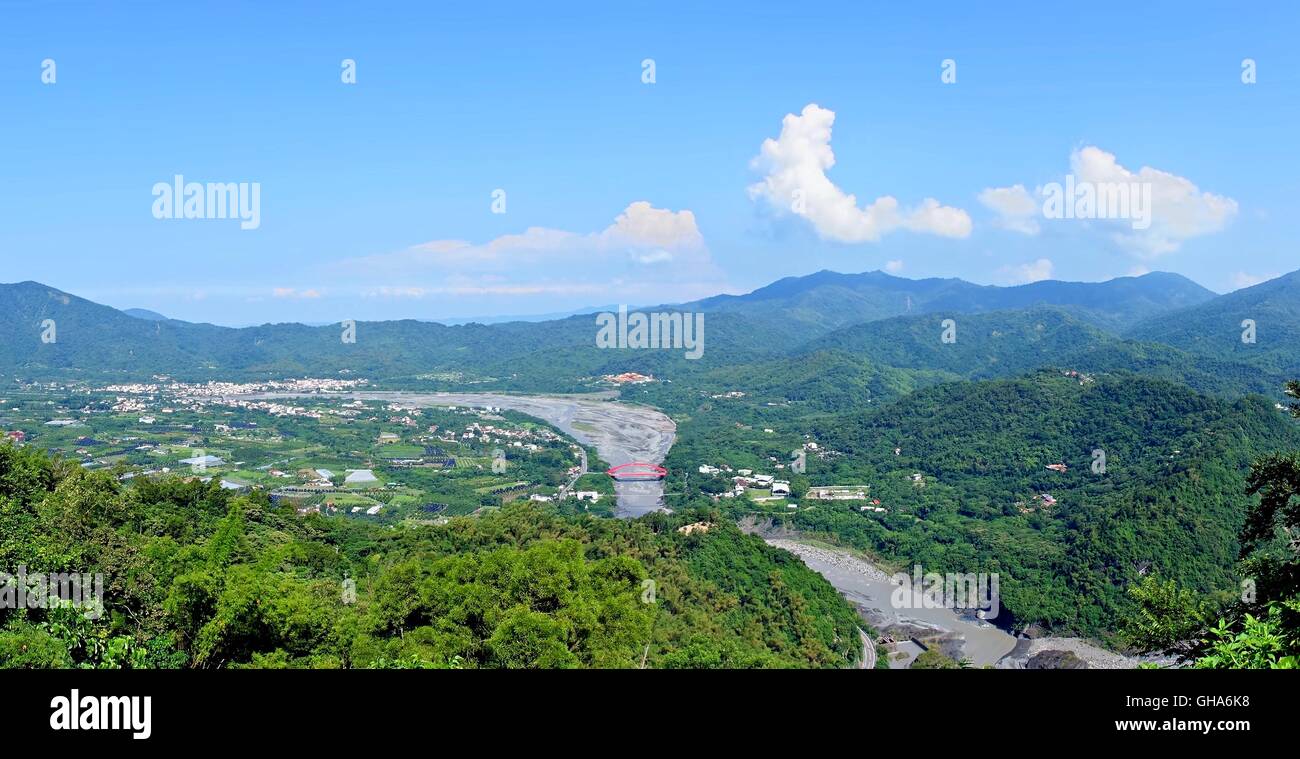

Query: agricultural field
left=0, top=379, right=590, bottom=520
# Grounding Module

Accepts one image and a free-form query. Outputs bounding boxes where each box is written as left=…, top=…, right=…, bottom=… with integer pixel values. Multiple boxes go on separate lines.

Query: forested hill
left=1128, top=269, right=1300, bottom=372
left=684, top=269, right=1215, bottom=334
left=0, top=280, right=799, bottom=385
left=0, top=269, right=1230, bottom=385
left=0, top=443, right=863, bottom=669
left=786, top=372, right=1300, bottom=633
left=794, top=307, right=1281, bottom=400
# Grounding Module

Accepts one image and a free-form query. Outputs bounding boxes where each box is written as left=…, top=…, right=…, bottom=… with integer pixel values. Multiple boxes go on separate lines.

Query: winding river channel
left=246, top=390, right=1134, bottom=668
left=245, top=391, right=676, bottom=518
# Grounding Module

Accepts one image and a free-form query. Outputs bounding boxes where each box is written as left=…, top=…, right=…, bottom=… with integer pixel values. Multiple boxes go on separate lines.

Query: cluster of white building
left=699, top=464, right=790, bottom=499
left=454, top=421, right=557, bottom=450
left=529, top=490, right=601, bottom=504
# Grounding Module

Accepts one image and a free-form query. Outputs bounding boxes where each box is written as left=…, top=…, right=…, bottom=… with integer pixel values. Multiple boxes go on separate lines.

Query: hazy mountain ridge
left=682, top=269, right=1216, bottom=334
left=0, top=269, right=1289, bottom=394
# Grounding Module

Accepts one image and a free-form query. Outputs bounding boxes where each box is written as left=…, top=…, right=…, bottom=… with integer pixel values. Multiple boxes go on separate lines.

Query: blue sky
left=1, top=0, right=1297, bottom=325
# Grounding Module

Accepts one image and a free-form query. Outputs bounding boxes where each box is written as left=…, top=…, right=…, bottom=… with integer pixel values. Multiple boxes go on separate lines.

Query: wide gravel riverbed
left=245, top=391, right=676, bottom=518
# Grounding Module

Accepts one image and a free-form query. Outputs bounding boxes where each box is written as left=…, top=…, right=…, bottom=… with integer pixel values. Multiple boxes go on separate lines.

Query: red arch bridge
left=606, top=462, right=667, bottom=481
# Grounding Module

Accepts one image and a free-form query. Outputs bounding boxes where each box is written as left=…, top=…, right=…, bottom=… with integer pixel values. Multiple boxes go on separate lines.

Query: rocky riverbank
left=767, top=539, right=893, bottom=583
left=761, top=532, right=1150, bottom=669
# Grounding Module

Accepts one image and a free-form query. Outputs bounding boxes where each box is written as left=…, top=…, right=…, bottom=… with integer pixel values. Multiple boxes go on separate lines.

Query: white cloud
left=747, top=104, right=971, bottom=242
left=350, top=201, right=709, bottom=274
left=1000, top=258, right=1054, bottom=284
left=600, top=201, right=704, bottom=251
left=977, top=184, right=1040, bottom=235
left=980, top=147, right=1238, bottom=257
left=1072, top=147, right=1237, bottom=257
left=362, top=287, right=430, bottom=298
left=336, top=202, right=726, bottom=308
left=1229, top=271, right=1279, bottom=291
left=272, top=287, right=322, bottom=299
left=884, top=259, right=904, bottom=274
left=633, top=249, right=674, bottom=265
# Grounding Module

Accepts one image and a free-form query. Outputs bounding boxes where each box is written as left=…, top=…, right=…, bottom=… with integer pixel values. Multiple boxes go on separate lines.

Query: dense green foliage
left=0, top=269, right=1225, bottom=388
left=668, top=372, right=1300, bottom=636
left=0, top=443, right=861, bottom=668
left=1129, top=270, right=1300, bottom=391
left=7, top=268, right=1300, bottom=667
left=1124, top=381, right=1300, bottom=668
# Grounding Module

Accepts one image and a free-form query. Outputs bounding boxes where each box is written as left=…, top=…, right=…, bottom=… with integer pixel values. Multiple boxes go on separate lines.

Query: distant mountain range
left=1129, top=269, right=1300, bottom=362
left=1, top=269, right=1296, bottom=396
left=686, top=269, right=1216, bottom=333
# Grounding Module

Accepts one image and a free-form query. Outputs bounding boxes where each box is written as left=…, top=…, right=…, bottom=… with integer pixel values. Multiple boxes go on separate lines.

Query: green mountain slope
left=686, top=269, right=1214, bottom=334
left=1, top=270, right=1223, bottom=386
left=1128, top=269, right=1300, bottom=382
left=796, top=307, right=1279, bottom=400
left=784, top=373, right=1300, bottom=633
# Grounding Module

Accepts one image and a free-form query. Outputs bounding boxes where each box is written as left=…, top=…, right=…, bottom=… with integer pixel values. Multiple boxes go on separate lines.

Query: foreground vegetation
left=0, top=443, right=862, bottom=668
left=1120, top=381, right=1300, bottom=668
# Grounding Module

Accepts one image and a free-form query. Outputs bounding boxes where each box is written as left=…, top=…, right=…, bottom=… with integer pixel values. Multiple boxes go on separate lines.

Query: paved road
left=859, top=629, right=877, bottom=670
left=557, top=447, right=587, bottom=500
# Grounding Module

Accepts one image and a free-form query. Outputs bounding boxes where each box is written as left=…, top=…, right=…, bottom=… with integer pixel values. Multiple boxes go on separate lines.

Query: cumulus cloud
left=980, top=147, right=1237, bottom=257
left=1000, top=258, right=1054, bottom=284
left=352, top=201, right=708, bottom=274
left=336, top=201, right=726, bottom=308
left=747, top=104, right=971, bottom=242
left=1072, top=147, right=1237, bottom=256
left=600, top=201, right=704, bottom=252
left=884, top=259, right=905, bottom=274
left=977, top=184, right=1040, bottom=235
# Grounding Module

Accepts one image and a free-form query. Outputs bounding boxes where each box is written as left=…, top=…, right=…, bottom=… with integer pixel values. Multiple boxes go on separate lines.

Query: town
left=0, top=377, right=613, bottom=522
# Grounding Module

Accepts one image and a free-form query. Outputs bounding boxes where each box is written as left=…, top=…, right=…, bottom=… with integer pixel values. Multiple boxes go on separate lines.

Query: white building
left=345, top=469, right=378, bottom=484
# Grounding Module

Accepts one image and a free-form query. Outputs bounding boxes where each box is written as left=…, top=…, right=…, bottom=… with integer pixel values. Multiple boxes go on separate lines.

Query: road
left=556, top=446, right=587, bottom=501
left=859, top=629, right=877, bottom=669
